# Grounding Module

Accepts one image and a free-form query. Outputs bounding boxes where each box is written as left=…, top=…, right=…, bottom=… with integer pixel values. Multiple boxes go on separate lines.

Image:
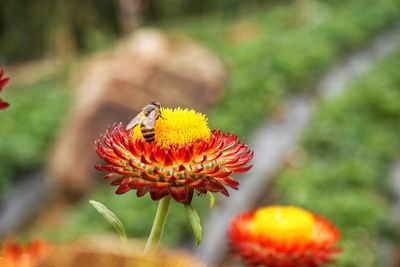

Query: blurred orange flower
left=95, top=107, right=253, bottom=204
left=0, top=68, right=10, bottom=110
left=0, top=240, right=47, bottom=267
left=228, top=206, right=340, bottom=267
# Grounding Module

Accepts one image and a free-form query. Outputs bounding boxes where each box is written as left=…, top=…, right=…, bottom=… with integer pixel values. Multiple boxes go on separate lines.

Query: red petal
left=183, top=145, right=194, bottom=162
left=202, top=165, right=220, bottom=175
left=110, top=177, right=124, bottom=185
left=112, top=143, right=130, bottom=160
left=128, top=178, right=151, bottom=189
left=153, top=167, right=166, bottom=176
left=150, top=182, right=169, bottom=190
left=189, top=178, right=207, bottom=188
left=194, top=154, right=207, bottom=164
left=129, top=158, right=144, bottom=170
left=0, top=100, right=9, bottom=110
left=175, top=177, right=193, bottom=186
left=0, top=77, right=9, bottom=92
left=115, top=184, right=130, bottom=194
left=141, top=171, right=159, bottom=181
left=207, top=180, right=225, bottom=192
left=169, top=186, right=191, bottom=203
left=136, top=186, right=150, bottom=197
left=149, top=151, right=160, bottom=164
left=230, top=165, right=253, bottom=173
left=95, top=165, right=116, bottom=172
left=178, top=164, right=186, bottom=171
left=150, top=190, right=169, bottom=200
left=220, top=176, right=239, bottom=189
left=191, top=166, right=204, bottom=173
left=163, top=149, right=174, bottom=166
left=166, top=175, right=178, bottom=182
left=212, top=170, right=232, bottom=178
left=140, top=154, right=151, bottom=164
left=103, top=172, right=120, bottom=179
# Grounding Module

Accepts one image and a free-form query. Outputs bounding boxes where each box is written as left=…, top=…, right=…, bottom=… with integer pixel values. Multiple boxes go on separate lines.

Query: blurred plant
left=0, top=240, right=48, bottom=267
left=1, top=237, right=206, bottom=267
left=95, top=106, right=253, bottom=251
left=0, top=68, right=10, bottom=110
left=39, top=236, right=207, bottom=267
left=228, top=205, right=340, bottom=267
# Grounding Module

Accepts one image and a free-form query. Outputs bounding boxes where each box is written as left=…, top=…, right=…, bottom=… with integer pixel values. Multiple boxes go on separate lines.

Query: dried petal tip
left=95, top=108, right=253, bottom=204
left=228, top=205, right=341, bottom=267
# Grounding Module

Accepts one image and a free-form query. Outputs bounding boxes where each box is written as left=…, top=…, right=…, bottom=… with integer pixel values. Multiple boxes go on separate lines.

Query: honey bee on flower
left=125, top=101, right=162, bottom=143
left=95, top=106, right=253, bottom=204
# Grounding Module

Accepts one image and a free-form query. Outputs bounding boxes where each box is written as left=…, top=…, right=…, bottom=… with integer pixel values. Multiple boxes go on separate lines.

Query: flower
left=0, top=240, right=48, bottom=267
left=0, top=68, right=10, bottom=110
left=228, top=206, right=340, bottom=267
left=95, top=107, right=253, bottom=204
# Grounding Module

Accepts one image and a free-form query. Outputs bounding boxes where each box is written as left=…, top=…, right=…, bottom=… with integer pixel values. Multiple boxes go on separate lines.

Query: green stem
left=144, top=196, right=172, bottom=253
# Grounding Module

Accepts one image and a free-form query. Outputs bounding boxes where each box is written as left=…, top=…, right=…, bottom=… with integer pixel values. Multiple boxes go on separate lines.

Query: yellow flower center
left=252, top=206, right=314, bottom=243
left=132, top=107, right=211, bottom=147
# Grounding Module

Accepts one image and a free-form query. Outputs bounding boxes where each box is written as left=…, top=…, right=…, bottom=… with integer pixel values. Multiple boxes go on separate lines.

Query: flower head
left=228, top=206, right=340, bottom=267
left=95, top=107, right=253, bottom=204
left=0, top=68, right=10, bottom=110
left=0, top=240, right=48, bottom=267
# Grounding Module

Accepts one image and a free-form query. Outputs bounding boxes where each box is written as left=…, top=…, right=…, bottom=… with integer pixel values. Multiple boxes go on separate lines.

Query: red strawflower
left=228, top=206, right=341, bottom=267
left=95, top=107, right=253, bottom=204
left=0, top=68, right=10, bottom=110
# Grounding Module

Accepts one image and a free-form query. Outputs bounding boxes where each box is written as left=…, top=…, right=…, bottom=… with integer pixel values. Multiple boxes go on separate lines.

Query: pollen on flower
left=252, top=206, right=314, bottom=243
left=132, top=107, right=211, bottom=146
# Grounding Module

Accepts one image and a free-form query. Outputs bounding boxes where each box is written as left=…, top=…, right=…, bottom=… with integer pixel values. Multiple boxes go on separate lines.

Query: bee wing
left=126, top=113, right=144, bottom=130
left=142, top=110, right=158, bottom=128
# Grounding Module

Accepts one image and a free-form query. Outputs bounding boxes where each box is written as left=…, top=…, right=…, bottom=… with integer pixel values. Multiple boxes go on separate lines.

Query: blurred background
left=1, top=0, right=400, bottom=266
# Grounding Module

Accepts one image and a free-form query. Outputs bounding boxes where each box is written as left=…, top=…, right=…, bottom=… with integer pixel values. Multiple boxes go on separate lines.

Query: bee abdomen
left=141, top=124, right=155, bottom=142
left=143, top=132, right=155, bottom=142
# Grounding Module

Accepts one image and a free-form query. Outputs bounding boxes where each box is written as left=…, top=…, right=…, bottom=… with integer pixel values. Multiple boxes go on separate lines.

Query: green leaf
left=184, top=204, right=202, bottom=246
left=89, top=200, right=127, bottom=242
left=207, top=192, right=215, bottom=208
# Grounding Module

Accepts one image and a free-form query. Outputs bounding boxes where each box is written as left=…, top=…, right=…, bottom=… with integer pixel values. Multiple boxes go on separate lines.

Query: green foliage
left=273, top=50, right=400, bottom=266
left=0, top=72, right=69, bottom=198
left=0, top=0, right=118, bottom=63
left=166, top=0, right=400, bottom=137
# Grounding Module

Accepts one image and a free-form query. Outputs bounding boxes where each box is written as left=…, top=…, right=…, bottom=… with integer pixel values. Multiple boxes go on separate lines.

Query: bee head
left=150, top=101, right=161, bottom=109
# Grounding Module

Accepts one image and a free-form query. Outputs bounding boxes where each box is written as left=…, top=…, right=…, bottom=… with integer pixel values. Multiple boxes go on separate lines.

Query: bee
left=126, top=101, right=162, bottom=143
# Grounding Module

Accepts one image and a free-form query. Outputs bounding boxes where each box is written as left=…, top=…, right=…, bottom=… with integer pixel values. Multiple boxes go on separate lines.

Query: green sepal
left=89, top=200, right=127, bottom=242
left=184, top=204, right=202, bottom=246
left=207, top=191, right=215, bottom=208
